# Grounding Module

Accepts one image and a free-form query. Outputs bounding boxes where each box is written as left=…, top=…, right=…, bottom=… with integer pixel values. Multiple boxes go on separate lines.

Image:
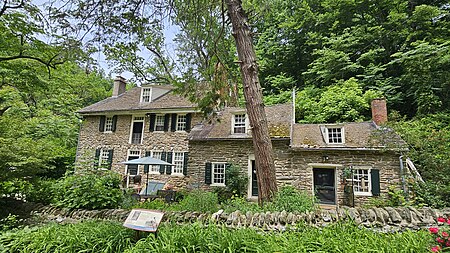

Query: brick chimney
left=112, top=76, right=126, bottom=97
left=371, top=98, right=387, bottom=125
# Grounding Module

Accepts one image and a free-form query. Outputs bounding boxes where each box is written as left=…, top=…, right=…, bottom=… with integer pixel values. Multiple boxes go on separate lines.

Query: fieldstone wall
left=33, top=205, right=450, bottom=232
left=188, top=139, right=402, bottom=206
left=76, top=113, right=203, bottom=191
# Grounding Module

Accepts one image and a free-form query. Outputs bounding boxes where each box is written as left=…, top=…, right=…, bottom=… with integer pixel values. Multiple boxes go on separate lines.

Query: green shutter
left=111, top=116, right=117, bottom=132
left=159, top=152, right=167, bottom=174
left=183, top=152, right=189, bottom=176
left=165, top=152, right=173, bottom=174
left=99, top=116, right=106, bottom=132
left=371, top=169, right=380, bottom=196
left=225, top=163, right=231, bottom=186
left=186, top=113, right=192, bottom=132
left=94, top=148, right=101, bottom=167
left=205, top=162, right=212, bottom=185
left=107, top=149, right=114, bottom=170
left=144, top=151, right=151, bottom=173
left=149, top=114, right=156, bottom=132
left=163, top=114, right=170, bottom=132
left=171, top=114, right=177, bottom=132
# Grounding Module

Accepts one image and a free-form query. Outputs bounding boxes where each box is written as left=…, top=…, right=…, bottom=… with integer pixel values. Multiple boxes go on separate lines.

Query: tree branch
left=0, top=0, right=25, bottom=17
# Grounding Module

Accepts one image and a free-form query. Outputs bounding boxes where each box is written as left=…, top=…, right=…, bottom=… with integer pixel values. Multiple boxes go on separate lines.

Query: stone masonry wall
left=189, top=139, right=402, bottom=206
left=34, top=205, right=450, bottom=232
left=76, top=113, right=203, bottom=191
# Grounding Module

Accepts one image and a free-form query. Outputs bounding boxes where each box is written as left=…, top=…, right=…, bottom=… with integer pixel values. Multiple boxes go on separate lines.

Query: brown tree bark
left=224, top=0, right=278, bottom=204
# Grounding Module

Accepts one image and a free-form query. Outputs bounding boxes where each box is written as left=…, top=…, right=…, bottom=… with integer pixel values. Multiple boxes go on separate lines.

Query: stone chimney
left=112, top=76, right=126, bottom=97
left=371, top=98, right=388, bottom=125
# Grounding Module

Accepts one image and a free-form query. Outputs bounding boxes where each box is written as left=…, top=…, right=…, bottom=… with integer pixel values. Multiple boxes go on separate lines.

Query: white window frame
left=176, top=114, right=187, bottom=132
left=129, top=116, right=145, bottom=144
left=232, top=113, right=247, bottom=134
left=104, top=116, right=114, bottom=132
left=98, top=149, right=110, bottom=170
left=154, top=115, right=165, bottom=132
left=141, top=87, right=152, bottom=103
left=211, top=162, right=226, bottom=186
left=351, top=166, right=372, bottom=196
left=172, top=152, right=185, bottom=175
left=126, top=150, right=141, bottom=176
left=325, top=126, right=345, bottom=144
left=149, top=150, right=163, bottom=174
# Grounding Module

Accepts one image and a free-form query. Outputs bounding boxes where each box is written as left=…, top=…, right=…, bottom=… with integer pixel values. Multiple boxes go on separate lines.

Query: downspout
left=399, top=154, right=408, bottom=200
left=290, top=88, right=296, bottom=147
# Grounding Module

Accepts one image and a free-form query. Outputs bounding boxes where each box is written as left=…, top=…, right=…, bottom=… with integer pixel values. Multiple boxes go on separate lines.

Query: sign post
left=123, top=209, right=164, bottom=239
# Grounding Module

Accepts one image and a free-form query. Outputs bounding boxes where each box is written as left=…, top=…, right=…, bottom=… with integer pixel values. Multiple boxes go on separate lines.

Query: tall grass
left=126, top=222, right=432, bottom=253
left=0, top=221, right=135, bottom=253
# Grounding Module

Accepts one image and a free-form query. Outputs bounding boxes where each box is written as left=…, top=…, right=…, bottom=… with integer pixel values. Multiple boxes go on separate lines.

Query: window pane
left=233, top=114, right=246, bottom=134
left=151, top=151, right=162, bottom=173
left=212, top=163, right=226, bottom=185
left=173, top=152, right=184, bottom=174
left=142, top=88, right=151, bottom=102
left=176, top=115, right=186, bottom=131
left=105, top=116, right=113, bottom=132
left=353, top=168, right=370, bottom=193
left=155, top=115, right=165, bottom=131
left=327, top=128, right=342, bottom=143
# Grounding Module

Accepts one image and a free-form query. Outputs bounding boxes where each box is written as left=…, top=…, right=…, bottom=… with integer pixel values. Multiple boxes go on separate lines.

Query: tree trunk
left=224, top=0, right=278, bottom=204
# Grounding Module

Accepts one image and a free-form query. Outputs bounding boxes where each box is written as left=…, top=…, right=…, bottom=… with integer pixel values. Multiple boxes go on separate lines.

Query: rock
left=384, top=207, right=402, bottom=224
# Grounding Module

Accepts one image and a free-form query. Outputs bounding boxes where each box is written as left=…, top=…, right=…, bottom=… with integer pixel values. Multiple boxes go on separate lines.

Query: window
left=352, top=167, right=371, bottom=195
left=155, top=115, right=165, bottom=131
left=233, top=114, right=246, bottom=134
left=172, top=152, right=184, bottom=175
left=127, top=150, right=141, bottom=175
left=96, top=148, right=113, bottom=170
left=105, top=116, right=114, bottom=132
left=150, top=151, right=162, bottom=173
left=141, top=87, right=152, bottom=103
left=326, top=127, right=344, bottom=144
left=176, top=115, right=187, bottom=131
left=130, top=116, right=144, bottom=144
left=212, top=163, right=226, bottom=186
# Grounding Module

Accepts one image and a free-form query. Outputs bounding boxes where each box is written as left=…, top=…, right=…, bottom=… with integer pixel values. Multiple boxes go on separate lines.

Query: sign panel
left=123, top=209, right=164, bottom=232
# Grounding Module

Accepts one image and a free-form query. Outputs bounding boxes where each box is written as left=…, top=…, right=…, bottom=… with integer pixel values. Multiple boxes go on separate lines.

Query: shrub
left=23, top=178, right=57, bottom=205
left=410, top=181, right=450, bottom=208
left=54, top=171, right=124, bottom=210
left=176, top=190, right=218, bottom=213
left=221, top=196, right=261, bottom=213
left=265, top=186, right=317, bottom=213
left=0, top=220, right=134, bottom=253
left=213, top=164, right=248, bottom=203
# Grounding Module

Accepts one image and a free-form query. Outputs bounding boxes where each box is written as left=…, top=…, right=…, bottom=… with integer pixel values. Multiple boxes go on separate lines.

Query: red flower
left=431, top=246, right=441, bottom=252
left=437, top=237, right=445, bottom=244
left=442, top=232, right=449, bottom=238
left=438, top=217, right=446, bottom=223
left=447, top=219, right=450, bottom=225
left=446, top=241, right=450, bottom=247
left=430, top=227, right=439, bottom=234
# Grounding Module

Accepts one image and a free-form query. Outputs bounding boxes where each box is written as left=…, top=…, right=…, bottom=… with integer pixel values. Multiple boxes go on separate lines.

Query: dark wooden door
left=251, top=160, right=258, bottom=197
left=313, top=168, right=336, bottom=204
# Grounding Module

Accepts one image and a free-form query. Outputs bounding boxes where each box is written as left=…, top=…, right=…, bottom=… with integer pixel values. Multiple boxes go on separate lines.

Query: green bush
left=221, top=196, right=261, bottom=213
left=265, top=186, right=317, bottom=213
left=0, top=220, right=134, bottom=253
left=176, top=190, right=219, bottom=213
left=213, top=164, right=248, bottom=203
left=125, top=222, right=432, bottom=253
left=23, top=178, right=57, bottom=205
left=410, top=181, right=450, bottom=208
left=54, top=171, right=124, bottom=210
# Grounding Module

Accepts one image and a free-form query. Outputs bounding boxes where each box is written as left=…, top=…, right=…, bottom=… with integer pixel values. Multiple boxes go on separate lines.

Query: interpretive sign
left=123, top=209, right=164, bottom=232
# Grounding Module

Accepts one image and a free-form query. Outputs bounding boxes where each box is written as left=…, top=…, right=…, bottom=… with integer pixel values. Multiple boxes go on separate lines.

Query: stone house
left=76, top=77, right=202, bottom=190
left=188, top=99, right=407, bottom=207
left=76, top=77, right=407, bottom=206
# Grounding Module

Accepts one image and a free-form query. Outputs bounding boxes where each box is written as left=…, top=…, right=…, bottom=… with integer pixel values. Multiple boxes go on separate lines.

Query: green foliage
left=296, top=78, right=381, bottom=123
left=54, top=171, right=124, bottom=210
left=0, top=221, right=135, bottom=253
left=176, top=190, right=219, bottom=213
left=410, top=181, right=450, bottom=209
left=22, top=178, right=57, bottom=205
left=0, top=214, right=20, bottom=232
left=213, top=164, right=248, bottom=203
left=126, top=222, right=431, bottom=253
left=265, top=186, right=317, bottom=213
left=221, top=196, right=261, bottom=213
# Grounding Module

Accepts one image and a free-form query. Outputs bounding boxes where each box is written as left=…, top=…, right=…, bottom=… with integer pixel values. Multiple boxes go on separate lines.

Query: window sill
left=354, top=192, right=372, bottom=197
left=171, top=173, right=184, bottom=177
left=102, top=131, right=113, bottom=134
left=147, top=172, right=160, bottom=175
left=211, top=183, right=226, bottom=187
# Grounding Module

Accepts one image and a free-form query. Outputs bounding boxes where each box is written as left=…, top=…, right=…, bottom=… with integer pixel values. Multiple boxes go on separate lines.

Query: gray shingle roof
left=291, top=122, right=407, bottom=150
left=78, top=86, right=197, bottom=114
left=189, top=103, right=292, bottom=140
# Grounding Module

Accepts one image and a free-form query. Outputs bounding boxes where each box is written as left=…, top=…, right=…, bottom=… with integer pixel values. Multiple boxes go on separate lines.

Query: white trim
left=172, top=151, right=185, bottom=176
left=324, top=126, right=345, bottom=144
left=247, top=154, right=257, bottom=200
left=351, top=166, right=373, bottom=196
left=140, top=87, right=153, bottom=103
left=211, top=162, right=226, bottom=186
left=125, top=149, right=141, bottom=188
left=148, top=150, right=163, bottom=174
left=154, top=114, right=165, bottom=132
left=231, top=113, right=248, bottom=135
left=129, top=115, right=145, bottom=144
left=175, top=114, right=187, bottom=132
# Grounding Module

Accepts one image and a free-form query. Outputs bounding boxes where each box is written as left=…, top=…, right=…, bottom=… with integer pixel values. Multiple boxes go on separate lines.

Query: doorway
left=313, top=168, right=336, bottom=204
left=250, top=160, right=258, bottom=197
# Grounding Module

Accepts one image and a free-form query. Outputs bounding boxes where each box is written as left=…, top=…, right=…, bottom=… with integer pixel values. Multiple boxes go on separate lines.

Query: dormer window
left=141, top=87, right=152, bottom=103
left=326, top=127, right=344, bottom=144
left=233, top=114, right=247, bottom=134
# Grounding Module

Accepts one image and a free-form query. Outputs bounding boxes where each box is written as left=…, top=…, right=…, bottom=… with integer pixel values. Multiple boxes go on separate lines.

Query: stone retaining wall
left=33, top=205, right=450, bottom=232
